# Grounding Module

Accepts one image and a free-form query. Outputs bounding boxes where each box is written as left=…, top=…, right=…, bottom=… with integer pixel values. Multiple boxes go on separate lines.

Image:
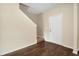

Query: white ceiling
left=23, top=3, right=56, bottom=14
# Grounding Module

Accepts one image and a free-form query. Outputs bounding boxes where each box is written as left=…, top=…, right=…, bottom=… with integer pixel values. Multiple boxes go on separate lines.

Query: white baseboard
left=0, top=42, right=37, bottom=55
left=73, top=50, right=78, bottom=54
left=73, top=48, right=79, bottom=54
left=44, top=36, right=73, bottom=49
left=46, top=40, right=73, bottom=49
left=44, top=35, right=73, bottom=49
left=45, top=37, right=79, bottom=54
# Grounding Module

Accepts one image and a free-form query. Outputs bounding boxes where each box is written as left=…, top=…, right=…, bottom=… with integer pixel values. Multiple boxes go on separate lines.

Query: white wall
left=77, top=4, right=79, bottom=49
left=0, top=3, right=37, bottom=55
left=37, top=13, right=44, bottom=37
left=43, top=4, right=74, bottom=48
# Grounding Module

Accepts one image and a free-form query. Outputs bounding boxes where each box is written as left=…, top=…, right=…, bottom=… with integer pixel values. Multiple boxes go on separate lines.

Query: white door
left=48, top=13, right=63, bottom=45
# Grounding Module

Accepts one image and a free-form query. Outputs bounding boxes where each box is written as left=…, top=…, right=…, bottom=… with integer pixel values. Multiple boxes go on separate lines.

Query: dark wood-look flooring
left=3, top=41, right=77, bottom=56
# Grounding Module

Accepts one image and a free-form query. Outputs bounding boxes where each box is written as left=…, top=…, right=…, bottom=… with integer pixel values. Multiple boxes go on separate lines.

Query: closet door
left=49, top=13, right=63, bottom=45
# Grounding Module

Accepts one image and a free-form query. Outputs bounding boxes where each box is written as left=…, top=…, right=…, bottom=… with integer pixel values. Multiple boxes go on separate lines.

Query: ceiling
left=23, top=3, right=56, bottom=14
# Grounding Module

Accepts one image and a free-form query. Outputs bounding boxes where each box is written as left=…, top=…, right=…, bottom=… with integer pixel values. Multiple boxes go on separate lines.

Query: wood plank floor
left=3, top=41, right=77, bottom=56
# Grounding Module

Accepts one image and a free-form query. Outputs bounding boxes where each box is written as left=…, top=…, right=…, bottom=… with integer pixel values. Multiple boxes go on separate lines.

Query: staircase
left=19, top=3, right=45, bottom=43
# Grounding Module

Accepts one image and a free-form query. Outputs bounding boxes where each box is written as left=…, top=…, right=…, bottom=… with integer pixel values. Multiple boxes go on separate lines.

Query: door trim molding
left=73, top=3, right=78, bottom=54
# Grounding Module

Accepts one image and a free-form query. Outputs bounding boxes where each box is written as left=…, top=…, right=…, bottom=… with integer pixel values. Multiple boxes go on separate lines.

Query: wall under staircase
left=0, top=3, right=37, bottom=55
